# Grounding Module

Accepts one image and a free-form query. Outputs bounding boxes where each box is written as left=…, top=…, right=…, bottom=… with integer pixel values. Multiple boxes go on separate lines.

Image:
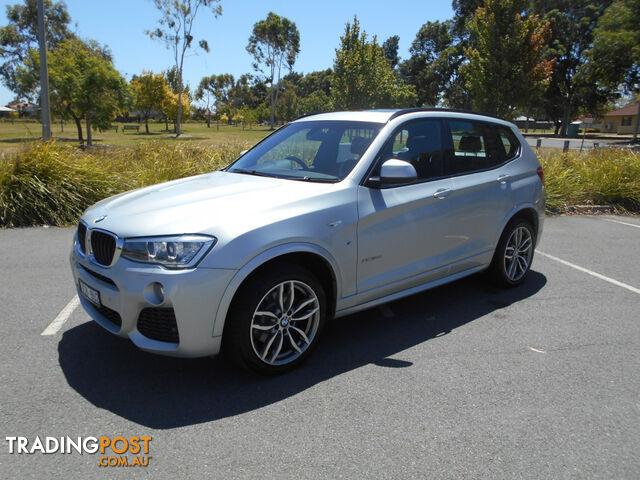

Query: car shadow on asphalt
left=58, top=270, right=546, bottom=429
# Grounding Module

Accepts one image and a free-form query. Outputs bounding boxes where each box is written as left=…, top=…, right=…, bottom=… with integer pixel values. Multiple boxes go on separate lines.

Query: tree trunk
left=633, top=102, right=640, bottom=143
left=85, top=115, right=92, bottom=147
left=560, top=104, right=571, bottom=137
left=176, top=66, right=183, bottom=136
left=60, top=118, right=63, bottom=132
left=206, top=112, right=210, bottom=128
left=269, top=86, right=276, bottom=130
left=145, top=115, right=149, bottom=134
left=71, top=113, right=83, bottom=147
left=165, top=116, right=168, bottom=131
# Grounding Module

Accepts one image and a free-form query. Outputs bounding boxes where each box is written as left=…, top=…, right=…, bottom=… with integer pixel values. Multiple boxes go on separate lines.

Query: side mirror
left=377, top=159, right=417, bottom=185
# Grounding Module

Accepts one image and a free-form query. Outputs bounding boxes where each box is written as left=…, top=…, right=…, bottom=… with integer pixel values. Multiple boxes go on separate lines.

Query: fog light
left=143, top=282, right=165, bottom=305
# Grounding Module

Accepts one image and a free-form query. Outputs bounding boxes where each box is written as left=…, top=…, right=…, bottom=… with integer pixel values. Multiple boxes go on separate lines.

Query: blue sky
left=0, top=0, right=454, bottom=106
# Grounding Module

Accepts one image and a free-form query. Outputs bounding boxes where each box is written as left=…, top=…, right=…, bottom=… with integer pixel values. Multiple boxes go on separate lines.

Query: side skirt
left=334, top=264, right=487, bottom=319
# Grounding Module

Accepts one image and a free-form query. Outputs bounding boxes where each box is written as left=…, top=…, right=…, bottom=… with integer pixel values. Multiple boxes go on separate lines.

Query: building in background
left=602, top=104, right=639, bottom=134
left=6, top=101, right=38, bottom=118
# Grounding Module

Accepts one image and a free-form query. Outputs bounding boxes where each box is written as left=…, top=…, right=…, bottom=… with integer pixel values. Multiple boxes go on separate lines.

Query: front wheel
left=224, top=264, right=326, bottom=374
left=489, top=219, right=535, bottom=286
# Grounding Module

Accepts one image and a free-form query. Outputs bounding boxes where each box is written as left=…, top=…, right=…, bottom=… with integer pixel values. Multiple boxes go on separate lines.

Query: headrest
left=458, top=135, right=482, bottom=152
left=350, top=136, right=370, bottom=155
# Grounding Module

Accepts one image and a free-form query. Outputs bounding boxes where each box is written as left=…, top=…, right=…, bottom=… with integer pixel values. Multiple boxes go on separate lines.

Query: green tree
left=531, top=0, right=612, bottom=135
left=130, top=71, right=167, bottom=134
left=228, top=74, right=265, bottom=110
left=147, top=0, right=222, bottom=136
left=382, top=35, right=400, bottom=69
left=591, top=0, right=640, bottom=140
left=237, top=105, right=258, bottom=129
left=162, top=84, right=191, bottom=132
left=451, top=0, right=485, bottom=38
left=195, top=76, right=214, bottom=127
left=400, top=20, right=459, bottom=106
left=246, top=12, right=300, bottom=129
left=332, top=16, right=417, bottom=110
left=296, top=68, right=333, bottom=98
left=298, top=89, right=333, bottom=115
left=16, top=38, right=127, bottom=146
left=0, top=0, right=71, bottom=94
left=275, top=83, right=298, bottom=122
left=461, top=0, right=554, bottom=119
left=195, top=73, right=234, bottom=129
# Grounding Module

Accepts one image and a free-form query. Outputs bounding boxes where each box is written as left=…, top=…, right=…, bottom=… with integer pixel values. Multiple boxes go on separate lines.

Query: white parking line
left=601, top=218, right=640, bottom=229
left=537, top=251, right=640, bottom=295
left=41, top=295, right=80, bottom=336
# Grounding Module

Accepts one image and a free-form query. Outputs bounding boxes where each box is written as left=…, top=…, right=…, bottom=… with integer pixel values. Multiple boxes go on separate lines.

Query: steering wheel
left=285, top=155, right=308, bottom=170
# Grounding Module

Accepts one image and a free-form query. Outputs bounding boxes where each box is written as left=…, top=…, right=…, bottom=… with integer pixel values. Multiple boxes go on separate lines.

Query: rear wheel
left=224, top=264, right=326, bottom=374
left=490, top=219, right=535, bottom=286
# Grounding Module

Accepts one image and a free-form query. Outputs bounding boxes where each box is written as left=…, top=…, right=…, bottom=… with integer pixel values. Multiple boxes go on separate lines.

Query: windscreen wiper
left=229, top=168, right=277, bottom=178
left=299, top=176, right=340, bottom=183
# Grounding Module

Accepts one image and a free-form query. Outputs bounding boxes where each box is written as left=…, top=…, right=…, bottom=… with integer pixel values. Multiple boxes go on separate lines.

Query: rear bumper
left=70, top=243, right=236, bottom=357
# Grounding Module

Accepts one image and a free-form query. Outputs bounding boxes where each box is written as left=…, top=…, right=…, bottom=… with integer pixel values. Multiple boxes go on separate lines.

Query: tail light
left=536, top=166, right=545, bottom=185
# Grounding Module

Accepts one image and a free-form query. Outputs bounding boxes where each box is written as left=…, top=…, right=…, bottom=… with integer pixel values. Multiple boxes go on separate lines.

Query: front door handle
left=433, top=188, right=451, bottom=199
left=497, top=174, right=510, bottom=184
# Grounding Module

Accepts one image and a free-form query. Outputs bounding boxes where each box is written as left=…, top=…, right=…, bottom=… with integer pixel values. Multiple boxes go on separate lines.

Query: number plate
left=79, top=280, right=101, bottom=306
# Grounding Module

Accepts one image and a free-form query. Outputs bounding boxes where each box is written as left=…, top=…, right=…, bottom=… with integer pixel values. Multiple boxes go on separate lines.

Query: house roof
left=0, top=106, right=15, bottom=112
left=604, top=103, right=639, bottom=117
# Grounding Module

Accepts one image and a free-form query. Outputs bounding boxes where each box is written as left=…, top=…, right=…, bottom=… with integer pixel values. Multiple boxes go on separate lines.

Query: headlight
left=121, top=234, right=216, bottom=268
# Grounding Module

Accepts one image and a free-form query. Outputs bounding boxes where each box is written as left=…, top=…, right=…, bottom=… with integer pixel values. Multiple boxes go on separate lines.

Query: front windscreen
left=227, top=120, right=383, bottom=182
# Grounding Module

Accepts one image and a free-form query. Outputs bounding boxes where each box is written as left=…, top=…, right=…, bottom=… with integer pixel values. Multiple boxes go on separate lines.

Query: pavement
left=523, top=136, right=629, bottom=150
left=0, top=215, right=639, bottom=479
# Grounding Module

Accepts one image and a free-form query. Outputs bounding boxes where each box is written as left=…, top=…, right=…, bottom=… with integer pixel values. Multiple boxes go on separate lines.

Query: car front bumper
left=69, top=242, right=236, bottom=358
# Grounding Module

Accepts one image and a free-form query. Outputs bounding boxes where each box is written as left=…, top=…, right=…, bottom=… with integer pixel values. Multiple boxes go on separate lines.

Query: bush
left=0, top=140, right=249, bottom=227
left=1, top=141, right=639, bottom=227
left=539, top=148, right=640, bottom=212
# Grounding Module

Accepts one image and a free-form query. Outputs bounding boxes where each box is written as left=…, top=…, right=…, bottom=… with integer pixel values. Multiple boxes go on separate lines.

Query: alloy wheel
left=250, top=280, right=320, bottom=366
left=503, top=226, right=533, bottom=282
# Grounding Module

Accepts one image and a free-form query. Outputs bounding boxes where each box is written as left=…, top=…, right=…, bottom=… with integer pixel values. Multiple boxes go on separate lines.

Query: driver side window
left=378, top=119, right=444, bottom=181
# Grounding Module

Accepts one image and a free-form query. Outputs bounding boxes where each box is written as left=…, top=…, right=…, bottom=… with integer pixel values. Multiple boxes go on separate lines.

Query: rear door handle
left=433, top=188, right=451, bottom=199
left=497, top=174, right=510, bottom=184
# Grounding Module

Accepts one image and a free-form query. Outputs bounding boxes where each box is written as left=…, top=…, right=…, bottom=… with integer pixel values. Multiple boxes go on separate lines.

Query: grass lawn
left=0, top=120, right=271, bottom=153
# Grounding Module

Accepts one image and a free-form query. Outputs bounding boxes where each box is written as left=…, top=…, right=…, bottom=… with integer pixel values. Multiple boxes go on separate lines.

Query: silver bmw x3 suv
left=70, top=109, right=544, bottom=374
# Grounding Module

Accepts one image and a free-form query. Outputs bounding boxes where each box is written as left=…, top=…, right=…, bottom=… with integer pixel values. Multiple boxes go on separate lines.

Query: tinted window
left=446, top=120, right=519, bottom=175
left=378, top=119, right=444, bottom=181
left=498, top=126, right=520, bottom=160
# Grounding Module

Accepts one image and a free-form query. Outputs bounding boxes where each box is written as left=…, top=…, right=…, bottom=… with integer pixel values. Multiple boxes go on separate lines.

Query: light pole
left=37, top=0, right=51, bottom=139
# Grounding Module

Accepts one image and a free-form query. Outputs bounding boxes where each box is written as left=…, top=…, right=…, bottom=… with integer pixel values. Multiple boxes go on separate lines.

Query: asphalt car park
left=1, top=214, right=639, bottom=478
left=523, top=136, right=629, bottom=150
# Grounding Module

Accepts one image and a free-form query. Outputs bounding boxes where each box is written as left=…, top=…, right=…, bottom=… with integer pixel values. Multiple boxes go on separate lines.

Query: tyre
left=224, top=264, right=326, bottom=374
left=489, top=218, right=535, bottom=287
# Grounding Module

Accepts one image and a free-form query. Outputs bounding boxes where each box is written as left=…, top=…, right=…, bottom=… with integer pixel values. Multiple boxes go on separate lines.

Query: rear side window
left=446, top=120, right=520, bottom=176
left=497, top=127, right=519, bottom=160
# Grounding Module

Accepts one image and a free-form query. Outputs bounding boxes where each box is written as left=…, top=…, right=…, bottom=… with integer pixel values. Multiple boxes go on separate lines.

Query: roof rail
left=387, top=108, right=507, bottom=122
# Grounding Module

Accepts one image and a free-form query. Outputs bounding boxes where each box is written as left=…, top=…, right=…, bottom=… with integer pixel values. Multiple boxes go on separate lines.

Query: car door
left=442, top=119, right=515, bottom=274
left=355, top=118, right=454, bottom=303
